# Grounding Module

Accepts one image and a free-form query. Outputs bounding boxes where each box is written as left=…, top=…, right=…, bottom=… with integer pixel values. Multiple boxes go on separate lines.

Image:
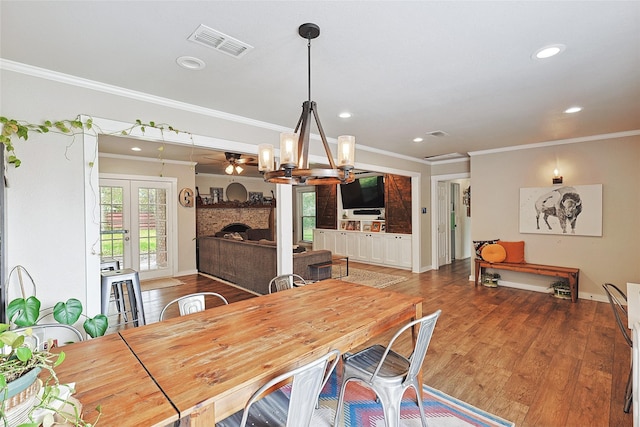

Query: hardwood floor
left=127, top=259, right=631, bottom=427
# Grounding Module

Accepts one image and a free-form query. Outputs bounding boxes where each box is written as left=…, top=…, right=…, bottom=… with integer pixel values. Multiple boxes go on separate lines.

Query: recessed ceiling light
left=413, top=137, right=424, bottom=143
left=533, top=44, right=566, bottom=60
left=176, top=56, right=206, bottom=70
left=338, top=112, right=352, bottom=119
left=131, top=147, right=142, bottom=152
left=564, top=106, right=583, bottom=114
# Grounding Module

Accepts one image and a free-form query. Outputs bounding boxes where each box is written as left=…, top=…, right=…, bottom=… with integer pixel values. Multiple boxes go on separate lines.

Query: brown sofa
left=198, top=236, right=332, bottom=295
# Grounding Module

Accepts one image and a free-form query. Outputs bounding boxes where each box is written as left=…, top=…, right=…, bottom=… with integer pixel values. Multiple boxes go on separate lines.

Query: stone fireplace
left=196, top=204, right=273, bottom=238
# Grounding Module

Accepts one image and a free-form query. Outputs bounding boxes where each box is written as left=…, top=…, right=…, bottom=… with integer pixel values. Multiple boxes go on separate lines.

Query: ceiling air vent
left=188, top=24, right=253, bottom=59
left=426, top=130, right=449, bottom=138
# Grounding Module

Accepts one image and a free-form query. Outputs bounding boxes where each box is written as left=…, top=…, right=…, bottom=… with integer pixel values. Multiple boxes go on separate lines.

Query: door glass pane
left=99, top=186, right=125, bottom=267
left=301, top=191, right=316, bottom=242
left=138, top=187, right=168, bottom=271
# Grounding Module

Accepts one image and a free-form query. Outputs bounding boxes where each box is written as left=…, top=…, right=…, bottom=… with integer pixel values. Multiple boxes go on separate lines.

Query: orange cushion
left=497, top=241, right=525, bottom=263
left=481, top=244, right=507, bottom=263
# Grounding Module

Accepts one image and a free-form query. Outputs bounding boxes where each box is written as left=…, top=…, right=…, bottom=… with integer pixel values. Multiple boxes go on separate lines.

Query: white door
left=100, top=178, right=174, bottom=280
left=437, top=181, right=450, bottom=267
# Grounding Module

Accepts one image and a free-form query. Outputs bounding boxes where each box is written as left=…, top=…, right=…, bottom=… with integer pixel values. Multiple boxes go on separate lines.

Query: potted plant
left=550, top=280, right=572, bottom=299
left=1, top=266, right=107, bottom=425
left=0, top=324, right=101, bottom=426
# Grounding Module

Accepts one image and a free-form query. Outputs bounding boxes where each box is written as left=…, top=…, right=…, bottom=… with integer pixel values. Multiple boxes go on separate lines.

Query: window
left=300, top=191, right=316, bottom=242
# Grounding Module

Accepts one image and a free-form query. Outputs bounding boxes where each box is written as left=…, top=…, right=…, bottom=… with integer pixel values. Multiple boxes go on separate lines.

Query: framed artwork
left=340, top=221, right=348, bottom=230
left=249, top=191, right=263, bottom=203
left=519, top=184, right=602, bottom=236
left=363, top=224, right=372, bottom=232
left=346, top=221, right=360, bottom=231
left=371, top=221, right=382, bottom=232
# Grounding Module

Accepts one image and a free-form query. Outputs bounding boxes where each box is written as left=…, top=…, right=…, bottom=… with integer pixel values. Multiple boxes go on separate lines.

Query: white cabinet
left=384, top=234, right=412, bottom=268
left=313, top=229, right=411, bottom=269
left=357, top=233, right=384, bottom=263
left=313, top=229, right=336, bottom=253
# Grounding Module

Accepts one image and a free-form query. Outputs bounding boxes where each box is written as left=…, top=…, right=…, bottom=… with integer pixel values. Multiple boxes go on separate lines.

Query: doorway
left=431, top=173, right=471, bottom=269
left=100, top=177, right=176, bottom=280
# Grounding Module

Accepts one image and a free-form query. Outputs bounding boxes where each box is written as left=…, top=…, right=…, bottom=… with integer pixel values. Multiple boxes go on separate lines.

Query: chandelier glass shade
left=258, top=23, right=355, bottom=185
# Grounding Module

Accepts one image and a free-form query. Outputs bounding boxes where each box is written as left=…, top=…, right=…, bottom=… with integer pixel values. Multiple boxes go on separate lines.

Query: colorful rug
left=333, top=267, right=407, bottom=289
left=306, top=368, right=514, bottom=427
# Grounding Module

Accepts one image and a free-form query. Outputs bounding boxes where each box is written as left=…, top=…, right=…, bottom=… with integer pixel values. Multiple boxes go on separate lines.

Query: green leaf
left=8, top=156, right=21, bottom=167
left=16, top=125, right=29, bottom=140
left=44, top=120, right=52, bottom=127
left=53, top=351, right=66, bottom=367
left=15, top=346, right=33, bottom=362
left=135, top=119, right=142, bottom=125
left=54, top=121, right=70, bottom=133
left=38, top=125, right=50, bottom=133
left=140, top=126, right=145, bottom=133
left=7, top=296, right=41, bottom=326
left=0, top=330, right=19, bottom=346
left=83, top=314, right=108, bottom=338
left=149, top=121, right=155, bottom=127
left=70, top=120, right=83, bottom=129
left=53, top=298, right=83, bottom=325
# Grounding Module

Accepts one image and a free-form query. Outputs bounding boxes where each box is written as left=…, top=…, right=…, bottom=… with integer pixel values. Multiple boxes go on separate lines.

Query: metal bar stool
left=100, top=268, right=146, bottom=327
left=100, top=258, right=126, bottom=319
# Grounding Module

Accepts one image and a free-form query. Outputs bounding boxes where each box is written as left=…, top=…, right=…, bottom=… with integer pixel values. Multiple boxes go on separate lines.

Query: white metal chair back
left=216, top=349, right=339, bottom=427
left=335, top=310, right=441, bottom=427
left=268, top=274, right=306, bottom=294
left=12, top=324, right=84, bottom=351
left=159, top=292, right=228, bottom=321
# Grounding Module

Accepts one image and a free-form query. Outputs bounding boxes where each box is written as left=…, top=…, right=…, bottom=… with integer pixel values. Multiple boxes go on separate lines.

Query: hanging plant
left=0, top=115, right=189, bottom=168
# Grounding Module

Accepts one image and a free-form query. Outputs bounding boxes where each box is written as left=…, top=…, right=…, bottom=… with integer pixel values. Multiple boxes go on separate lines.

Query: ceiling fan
left=223, top=152, right=257, bottom=175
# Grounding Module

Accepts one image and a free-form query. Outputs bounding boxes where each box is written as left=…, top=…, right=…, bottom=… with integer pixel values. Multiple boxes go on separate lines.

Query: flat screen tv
left=340, top=175, right=385, bottom=209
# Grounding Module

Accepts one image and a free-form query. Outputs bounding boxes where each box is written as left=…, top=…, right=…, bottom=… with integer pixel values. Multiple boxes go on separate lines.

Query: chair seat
left=215, top=389, right=289, bottom=427
left=344, top=344, right=410, bottom=381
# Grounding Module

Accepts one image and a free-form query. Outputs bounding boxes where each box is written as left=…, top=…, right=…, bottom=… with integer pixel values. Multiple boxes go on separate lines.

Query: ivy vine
left=0, top=115, right=188, bottom=168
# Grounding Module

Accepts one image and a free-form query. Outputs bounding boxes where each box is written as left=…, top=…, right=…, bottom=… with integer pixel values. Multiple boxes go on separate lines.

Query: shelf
left=339, top=219, right=385, bottom=233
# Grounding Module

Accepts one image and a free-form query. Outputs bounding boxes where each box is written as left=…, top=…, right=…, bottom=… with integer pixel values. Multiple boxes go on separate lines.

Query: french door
left=100, top=177, right=174, bottom=280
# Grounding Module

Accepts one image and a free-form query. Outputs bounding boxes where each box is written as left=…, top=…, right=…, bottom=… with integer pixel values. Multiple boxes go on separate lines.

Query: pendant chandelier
left=258, top=23, right=356, bottom=185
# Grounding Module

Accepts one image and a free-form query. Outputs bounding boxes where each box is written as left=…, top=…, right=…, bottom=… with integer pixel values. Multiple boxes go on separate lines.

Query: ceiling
left=1, top=1, right=639, bottom=175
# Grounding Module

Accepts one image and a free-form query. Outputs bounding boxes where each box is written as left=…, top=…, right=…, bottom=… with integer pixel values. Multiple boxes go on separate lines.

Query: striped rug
left=307, top=367, right=515, bottom=427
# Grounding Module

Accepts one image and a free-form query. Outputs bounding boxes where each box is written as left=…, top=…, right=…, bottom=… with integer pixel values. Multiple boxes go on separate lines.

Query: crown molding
left=1, top=59, right=428, bottom=167
left=468, top=130, right=640, bottom=157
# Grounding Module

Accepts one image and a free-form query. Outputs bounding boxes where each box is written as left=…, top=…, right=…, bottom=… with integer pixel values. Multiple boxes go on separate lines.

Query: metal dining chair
left=215, top=349, right=340, bottom=427
left=12, top=324, right=84, bottom=351
left=268, top=274, right=306, bottom=294
left=159, top=292, right=229, bottom=321
left=602, top=283, right=633, bottom=413
left=334, top=310, right=442, bottom=427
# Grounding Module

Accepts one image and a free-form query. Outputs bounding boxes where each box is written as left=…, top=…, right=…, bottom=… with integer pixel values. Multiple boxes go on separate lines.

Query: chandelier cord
left=307, top=38, right=312, bottom=103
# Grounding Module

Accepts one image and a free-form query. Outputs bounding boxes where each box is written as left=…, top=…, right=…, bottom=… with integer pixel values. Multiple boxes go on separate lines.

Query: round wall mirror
left=226, top=182, right=248, bottom=202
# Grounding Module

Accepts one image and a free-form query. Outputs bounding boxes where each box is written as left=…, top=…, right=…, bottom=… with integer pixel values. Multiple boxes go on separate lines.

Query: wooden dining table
left=51, top=333, right=180, bottom=426
left=118, top=278, right=423, bottom=426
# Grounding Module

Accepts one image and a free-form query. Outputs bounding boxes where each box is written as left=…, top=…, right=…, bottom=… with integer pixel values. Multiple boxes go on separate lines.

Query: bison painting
left=535, top=186, right=583, bottom=234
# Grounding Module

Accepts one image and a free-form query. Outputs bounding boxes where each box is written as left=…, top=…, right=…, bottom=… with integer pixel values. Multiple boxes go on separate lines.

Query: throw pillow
left=497, top=240, right=526, bottom=263
left=473, top=239, right=499, bottom=260
left=480, top=244, right=507, bottom=263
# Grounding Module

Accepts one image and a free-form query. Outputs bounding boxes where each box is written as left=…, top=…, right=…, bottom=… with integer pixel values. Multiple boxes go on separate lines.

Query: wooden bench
left=474, top=258, right=580, bottom=303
